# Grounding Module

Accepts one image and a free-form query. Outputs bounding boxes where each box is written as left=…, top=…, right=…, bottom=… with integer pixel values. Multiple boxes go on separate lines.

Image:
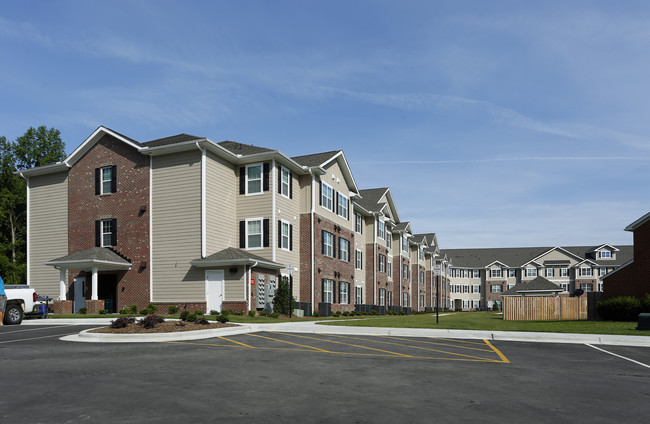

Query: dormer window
left=599, top=250, right=611, bottom=259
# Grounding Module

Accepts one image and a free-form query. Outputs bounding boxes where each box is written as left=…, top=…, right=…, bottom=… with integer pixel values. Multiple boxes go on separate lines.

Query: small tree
left=272, top=276, right=296, bottom=315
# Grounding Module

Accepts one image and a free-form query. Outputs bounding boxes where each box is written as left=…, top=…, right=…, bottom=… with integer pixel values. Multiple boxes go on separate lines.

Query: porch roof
left=190, top=247, right=284, bottom=270
left=44, top=247, right=132, bottom=271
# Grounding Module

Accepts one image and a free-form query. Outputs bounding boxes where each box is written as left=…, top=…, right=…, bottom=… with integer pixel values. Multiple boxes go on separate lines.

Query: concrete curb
left=61, top=324, right=255, bottom=343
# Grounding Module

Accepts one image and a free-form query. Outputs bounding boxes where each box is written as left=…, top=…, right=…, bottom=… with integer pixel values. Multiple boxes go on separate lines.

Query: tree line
left=1, top=126, right=66, bottom=284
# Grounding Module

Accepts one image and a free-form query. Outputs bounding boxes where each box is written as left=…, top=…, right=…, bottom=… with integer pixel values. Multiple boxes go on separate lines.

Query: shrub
left=313, top=310, right=320, bottom=317
left=128, top=305, right=138, bottom=314
left=179, top=310, right=191, bottom=321
left=185, top=312, right=198, bottom=323
left=492, top=303, right=500, bottom=312
left=79, top=307, right=87, bottom=315
left=209, top=310, right=219, bottom=316
left=168, top=305, right=179, bottom=315
left=196, top=317, right=210, bottom=325
left=371, top=309, right=378, bottom=315
left=98, top=309, right=108, bottom=315
left=597, top=296, right=644, bottom=321
left=248, top=310, right=256, bottom=317
left=119, top=307, right=130, bottom=315
left=110, top=317, right=132, bottom=329
left=215, top=314, right=230, bottom=323
left=273, top=276, right=296, bottom=315
left=259, top=310, right=268, bottom=317
left=342, top=311, right=350, bottom=317
left=270, top=312, right=279, bottom=318
left=139, top=314, right=165, bottom=329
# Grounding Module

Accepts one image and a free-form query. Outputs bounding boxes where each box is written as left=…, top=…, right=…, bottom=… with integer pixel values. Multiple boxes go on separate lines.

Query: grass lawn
left=319, top=312, right=648, bottom=336
left=43, top=313, right=352, bottom=324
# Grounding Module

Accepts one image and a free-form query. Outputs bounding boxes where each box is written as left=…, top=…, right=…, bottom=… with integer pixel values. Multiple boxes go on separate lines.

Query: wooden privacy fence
left=503, top=296, right=588, bottom=321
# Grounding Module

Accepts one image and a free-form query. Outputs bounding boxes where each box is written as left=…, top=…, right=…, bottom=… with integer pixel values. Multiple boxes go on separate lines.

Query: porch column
left=91, top=267, right=98, bottom=300
left=59, top=269, right=66, bottom=300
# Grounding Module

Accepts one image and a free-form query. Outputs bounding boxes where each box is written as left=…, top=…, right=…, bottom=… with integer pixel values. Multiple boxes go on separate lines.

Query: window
left=420, top=295, right=425, bottom=308
left=463, top=300, right=469, bottom=309
left=339, top=282, right=349, bottom=304
left=580, top=283, right=593, bottom=292
left=560, top=268, right=568, bottom=277
left=455, top=269, right=461, bottom=278
left=526, top=268, right=537, bottom=278
left=339, top=238, right=350, bottom=262
left=473, top=269, right=480, bottom=278
left=379, top=254, right=386, bottom=273
left=247, top=219, right=262, bottom=249
left=545, top=268, right=554, bottom=277
left=355, top=286, right=362, bottom=305
left=387, top=262, right=392, bottom=278
left=455, top=284, right=461, bottom=293
left=472, top=285, right=480, bottom=293
left=490, top=269, right=502, bottom=278
left=599, top=250, right=611, bottom=259
left=507, top=284, right=515, bottom=289
left=402, top=292, right=409, bottom=307
left=386, top=232, right=392, bottom=249
left=579, top=267, right=592, bottom=277
left=337, top=193, right=349, bottom=219
left=323, top=279, right=333, bottom=303
left=387, top=291, right=393, bottom=306
left=463, top=285, right=469, bottom=293
left=280, top=166, right=290, bottom=197
left=377, top=219, right=385, bottom=240
left=321, top=182, right=334, bottom=211
left=420, top=271, right=424, bottom=284
left=599, top=267, right=607, bottom=277
left=419, top=247, right=424, bottom=261
left=95, top=166, right=116, bottom=195
left=279, top=221, right=291, bottom=250
left=355, top=213, right=363, bottom=234
left=402, top=235, right=408, bottom=252
left=402, top=264, right=409, bottom=279
left=355, top=250, right=363, bottom=270
left=508, top=269, right=516, bottom=278
left=561, top=283, right=570, bottom=292
left=463, top=269, right=469, bottom=278
left=598, top=283, right=603, bottom=292
left=322, top=231, right=334, bottom=257
left=246, top=164, right=263, bottom=194
left=490, top=284, right=502, bottom=293
left=472, top=300, right=480, bottom=309
left=101, top=166, right=113, bottom=194
left=379, top=288, right=386, bottom=306
left=101, top=219, right=113, bottom=247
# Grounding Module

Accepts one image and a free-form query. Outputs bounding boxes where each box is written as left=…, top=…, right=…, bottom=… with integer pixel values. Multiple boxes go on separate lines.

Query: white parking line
left=0, top=333, right=78, bottom=344
left=586, top=343, right=650, bottom=369
left=0, top=325, right=72, bottom=334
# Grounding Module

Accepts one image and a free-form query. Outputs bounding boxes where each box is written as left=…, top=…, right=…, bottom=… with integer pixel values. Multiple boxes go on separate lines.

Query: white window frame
left=473, top=269, right=480, bottom=278
left=420, top=271, right=424, bottom=284
left=599, top=250, right=611, bottom=259
left=580, top=267, right=592, bottom=277
left=419, top=247, right=425, bottom=261
left=599, top=267, right=607, bottom=277
left=100, top=166, right=113, bottom=195
left=323, top=279, right=333, bottom=303
left=339, top=282, right=349, bottom=305
left=386, top=232, right=392, bottom=249
left=321, top=182, right=334, bottom=212
left=463, top=285, right=469, bottom=293
left=246, top=218, right=263, bottom=249
left=387, top=262, right=392, bottom=278
left=280, top=220, right=290, bottom=250
left=490, top=284, right=502, bottom=293
left=355, top=286, right=362, bottom=305
left=508, top=268, right=516, bottom=278
left=545, top=268, right=554, bottom=277
left=355, top=250, right=363, bottom=270
left=598, top=282, right=604, bottom=292
left=580, top=283, right=593, bottom=292
left=246, top=163, right=263, bottom=195
left=377, top=219, right=385, bottom=240
left=355, top=213, right=363, bottom=234
left=526, top=268, right=537, bottom=278
left=387, top=290, right=393, bottom=306
left=560, top=268, right=568, bottom=277
left=379, top=254, right=386, bottom=273
left=401, top=235, right=408, bottom=252
left=101, top=219, right=113, bottom=247
left=561, top=283, right=570, bottom=292
left=472, top=285, right=480, bottom=293
left=402, top=292, right=409, bottom=307
left=490, top=269, right=502, bottom=278
left=339, top=238, right=350, bottom=262
left=379, top=288, right=386, bottom=306
left=280, top=166, right=290, bottom=198
left=322, top=231, right=334, bottom=257
left=402, top=264, right=409, bottom=279
left=337, top=192, right=349, bottom=219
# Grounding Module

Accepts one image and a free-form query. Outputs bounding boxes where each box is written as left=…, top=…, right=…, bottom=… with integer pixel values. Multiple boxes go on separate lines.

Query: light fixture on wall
left=229, top=267, right=238, bottom=274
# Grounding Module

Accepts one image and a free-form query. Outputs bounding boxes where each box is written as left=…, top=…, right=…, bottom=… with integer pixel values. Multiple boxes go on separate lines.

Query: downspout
left=196, top=142, right=206, bottom=258
left=373, top=215, right=377, bottom=305
left=309, top=169, right=316, bottom=311
left=19, top=173, right=30, bottom=285
left=272, top=159, right=277, bottom=262
left=249, top=261, right=258, bottom=311
left=149, top=156, right=154, bottom=302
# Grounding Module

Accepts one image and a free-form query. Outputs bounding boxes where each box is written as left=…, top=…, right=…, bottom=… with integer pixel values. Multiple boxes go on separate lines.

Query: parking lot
left=2, top=324, right=650, bottom=423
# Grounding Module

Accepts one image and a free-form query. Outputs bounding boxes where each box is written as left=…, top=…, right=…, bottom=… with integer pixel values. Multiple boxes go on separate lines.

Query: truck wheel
left=4, top=303, right=23, bottom=325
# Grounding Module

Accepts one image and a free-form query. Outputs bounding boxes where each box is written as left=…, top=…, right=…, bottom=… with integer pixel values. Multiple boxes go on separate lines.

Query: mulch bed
left=89, top=321, right=238, bottom=334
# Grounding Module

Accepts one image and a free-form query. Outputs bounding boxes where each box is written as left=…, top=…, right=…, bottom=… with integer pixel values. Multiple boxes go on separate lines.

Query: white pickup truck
left=4, top=285, right=41, bottom=325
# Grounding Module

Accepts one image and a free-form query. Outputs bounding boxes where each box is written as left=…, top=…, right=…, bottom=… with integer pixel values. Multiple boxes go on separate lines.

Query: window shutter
left=277, top=165, right=281, bottom=194
left=111, top=218, right=118, bottom=246
left=319, top=181, right=322, bottom=206
left=321, top=280, right=325, bottom=303
left=111, top=165, right=117, bottom=193
left=263, top=219, right=269, bottom=247
left=321, top=231, right=325, bottom=255
left=333, top=235, right=337, bottom=258
left=239, top=167, right=245, bottom=194
left=239, top=221, right=245, bottom=248
left=334, top=191, right=338, bottom=213
left=289, top=173, right=293, bottom=199
left=95, top=220, right=101, bottom=247
left=332, top=281, right=337, bottom=304
left=95, top=168, right=100, bottom=195
left=263, top=163, right=270, bottom=191
left=277, top=220, right=282, bottom=248
left=289, top=224, right=293, bottom=251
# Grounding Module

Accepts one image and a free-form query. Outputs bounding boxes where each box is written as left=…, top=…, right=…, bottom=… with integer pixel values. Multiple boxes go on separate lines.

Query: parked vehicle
left=4, top=285, right=41, bottom=325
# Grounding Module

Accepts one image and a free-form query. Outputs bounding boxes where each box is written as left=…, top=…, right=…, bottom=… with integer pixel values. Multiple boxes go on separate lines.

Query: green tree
left=0, top=127, right=65, bottom=284
left=272, top=277, right=296, bottom=315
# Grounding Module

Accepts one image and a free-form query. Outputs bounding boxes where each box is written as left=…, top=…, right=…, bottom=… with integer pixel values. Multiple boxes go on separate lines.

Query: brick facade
left=67, top=134, right=150, bottom=312
left=604, top=218, right=650, bottom=299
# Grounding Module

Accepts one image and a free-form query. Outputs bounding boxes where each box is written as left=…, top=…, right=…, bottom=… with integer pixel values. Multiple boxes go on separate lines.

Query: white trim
left=65, top=126, right=141, bottom=168
left=245, top=163, right=264, bottom=196
left=279, top=165, right=291, bottom=199
left=245, top=217, right=264, bottom=250
left=310, top=171, right=315, bottom=310
left=26, top=177, right=30, bottom=285
left=272, top=159, right=277, bottom=262
left=149, top=155, right=153, bottom=303
left=200, top=145, right=206, bottom=258
left=321, top=181, right=334, bottom=212
left=279, top=219, right=291, bottom=251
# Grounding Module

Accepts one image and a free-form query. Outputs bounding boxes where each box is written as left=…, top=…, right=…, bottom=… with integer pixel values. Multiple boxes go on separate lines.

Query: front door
left=74, top=277, right=86, bottom=314
left=205, top=270, right=224, bottom=313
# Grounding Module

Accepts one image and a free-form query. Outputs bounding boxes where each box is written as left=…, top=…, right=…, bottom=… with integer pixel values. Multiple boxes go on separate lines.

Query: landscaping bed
left=90, top=320, right=237, bottom=334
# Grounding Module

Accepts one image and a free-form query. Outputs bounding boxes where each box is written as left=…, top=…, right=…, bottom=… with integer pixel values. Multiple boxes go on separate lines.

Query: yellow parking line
left=246, top=333, right=332, bottom=353
left=218, top=336, right=255, bottom=348
left=484, top=339, right=510, bottom=364
left=272, top=332, right=413, bottom=358
left=383, top=336, right=494, bottom=352
left=323, top=334, right=496, bottom=362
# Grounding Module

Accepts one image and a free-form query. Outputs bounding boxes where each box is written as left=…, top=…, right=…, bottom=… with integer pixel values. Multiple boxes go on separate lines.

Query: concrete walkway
left=22, top=317, right=650, bottom=346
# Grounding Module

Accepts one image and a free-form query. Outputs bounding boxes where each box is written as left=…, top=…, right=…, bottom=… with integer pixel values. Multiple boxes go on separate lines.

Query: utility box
left=264, top=277, right=276, bottom=313
left=637, top=313, right=650, bottom=331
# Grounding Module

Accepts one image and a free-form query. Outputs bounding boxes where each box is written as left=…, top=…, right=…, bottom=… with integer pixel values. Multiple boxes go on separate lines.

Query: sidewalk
left=23, top=317, right=650, bottom=346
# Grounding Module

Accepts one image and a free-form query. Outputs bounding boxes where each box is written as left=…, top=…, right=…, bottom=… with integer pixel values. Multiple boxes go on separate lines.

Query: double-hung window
left=402, top=264, right=409, bottom=279
left=379, top=288, right=386, bottom=306
left=473, top=269, right=480, bottom=278
left=323, top=279, right=334, bottom=303
left=545, top=268, right=554, bottom=277
left=560, top=268, right=568, bottom=277
left=321, top=182, right=334, bottom=211
left=98, top=219, right=115, bottom=247
left=247, top=219, right=263, bottom=249
left=246, top=164, right=263, bottom=194
left=580, top=267, right=592, bottom=277
left=377, top=220, right=385, bottom=240
left=95, top=165, right=116, bottom=195
left=402, top=292, right=409, bottom=307
left=280, top=166, right=290, bottom=197
left=280, top=221, right=291, bottom=250
left=101, top=167, right=113, bottom=194
left=339, top=238, right=350, bottom=262
left=337, top=193, right=349, bottom=219
left=401, top=235, right=408, bottom=252
left=355, top=286, right=362, bottom=305
left=387, top=262, right=392, bottom=277
left=526, top=268, right=537, bottom=278
left=386, top=232, right=392, bottom=249
left=322, top=231, right=334, bottom=257
left=419, top=247, right=424, bottom=261
left=355, top=213, right=363, bottom=233
left=379, top=254, right=386, bottom=273
left=599, top=267, right=607, bottom=277
left=420, top=271, right=424, bottom=284
left=490, top=269, right=502, bottom=278
left=339, top=282, right=349, bottom=304
left=355, top=250, right=363, bottom=270
left=473, top=285, right=480, bottom=293
left=508, top=269, right=516, bottom=278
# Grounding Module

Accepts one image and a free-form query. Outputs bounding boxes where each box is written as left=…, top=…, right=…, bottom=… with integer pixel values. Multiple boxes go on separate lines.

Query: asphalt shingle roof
left=502, top=276, right=563, bottom=296
left=196, top=247, right=274, bottom=263
left=141, top=133, right=204, bottom=147
left=47, top=247, right=131, bottom=265
left=291, top=150, right=340, bottom=167
left=356, top=188, right=389, bottom=212
left=217, top=141, right=275, bottom=156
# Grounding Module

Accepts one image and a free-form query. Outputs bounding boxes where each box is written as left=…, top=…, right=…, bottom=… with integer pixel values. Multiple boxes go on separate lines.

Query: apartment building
left=442, top=245, right=633, bottom=310
left=20, top=126, right=446, bottom=315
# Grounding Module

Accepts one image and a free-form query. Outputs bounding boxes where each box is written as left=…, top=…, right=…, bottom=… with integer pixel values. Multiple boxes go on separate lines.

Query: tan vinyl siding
left=298, top=174, right=314, bottom=213
left=275, top=169, right=300, bottom=275
left=206, top=151, right=236, bottom=253
left=236, top=163, right=273, bottom=257
left=536, top=249, right=579, bottom=265
left=151, top=151, right=204, bottom=302
left=28, top=172, right=68, bottom=296
left=224, top=268, right=246, bottom=300
left=317, top=161, right=354, bottom=230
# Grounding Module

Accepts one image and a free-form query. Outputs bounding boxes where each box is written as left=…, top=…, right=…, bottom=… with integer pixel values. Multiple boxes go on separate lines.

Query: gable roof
left=44, top=247, right=132, bottom=271
left=501, top=276, right=563, bottom=296
left=625, top=211, right=650, bottom=232
left=356, top=188, right=388, bottom=213
left=216, top=141, right=275, bottom=156
left=142, top=133, right=203, bottom=148
left=393, top=222, right=411, bottom=233
left=190, top=247, right=284, bottom=269
left=292, top=150, right=340, bottom=167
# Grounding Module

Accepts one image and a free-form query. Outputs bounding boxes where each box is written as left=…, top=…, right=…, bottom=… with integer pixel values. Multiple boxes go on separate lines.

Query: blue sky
left=1, top=0, right=649, bottom=248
